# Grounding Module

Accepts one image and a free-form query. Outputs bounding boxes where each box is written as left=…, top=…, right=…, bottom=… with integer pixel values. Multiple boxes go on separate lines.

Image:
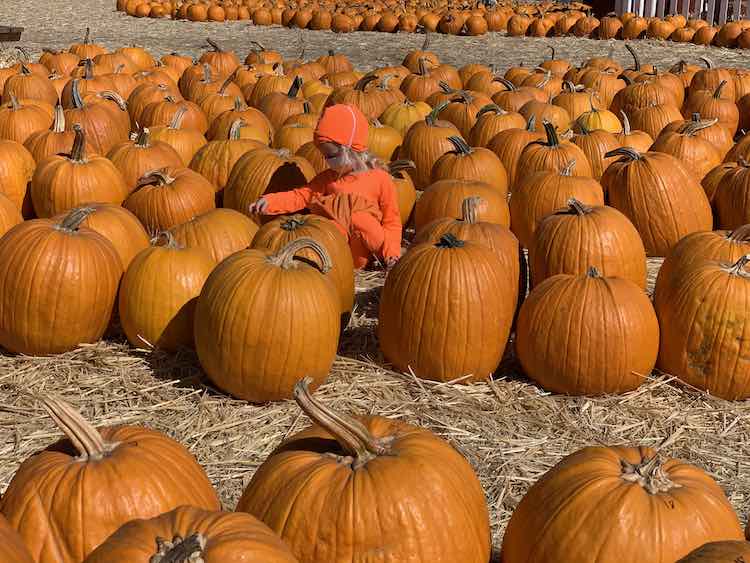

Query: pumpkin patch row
left=118, top=0, right=750, bottom=49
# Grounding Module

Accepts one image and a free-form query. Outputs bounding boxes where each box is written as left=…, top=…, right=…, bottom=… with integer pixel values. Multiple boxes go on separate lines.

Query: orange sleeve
left=377, top=170, right=403, bottom=259
left=262, top=172, right=329, bottom=215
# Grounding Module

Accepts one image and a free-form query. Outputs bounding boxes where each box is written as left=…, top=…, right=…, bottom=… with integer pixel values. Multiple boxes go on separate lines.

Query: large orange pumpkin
left=430, top=135, right=508, bottom=196
left=106, top=127, right=184, bottom=193
left=0, top=513, right=33, bottom=563
left=119, top=233, right=216, bottom=350
left=517, top=267, right=658, bottom=394
left=502, top=445, right=744, bottom=562
left=236, top=378, right=491, bottom=562
left=0, top=396, right=220, bottom=563
left=601, top=147, right=713, bottom=256
left=0, top=139, right=36, bottom=215
left=515, top=120, right=592, bottom=186
left=415, top=179, right=510, bottom=231
left=486, top=116, right=544, bottom=189
left=194, top=238, right=340, bottom=402
left=170, top=208, right=258, bottom=263
left=379, top=233, right=516, bottom=382
left=654, top=254, right=750, bottom=399
left=0, top=208, right=122, bottom=355
left=83, top=505, right=298, bottom=563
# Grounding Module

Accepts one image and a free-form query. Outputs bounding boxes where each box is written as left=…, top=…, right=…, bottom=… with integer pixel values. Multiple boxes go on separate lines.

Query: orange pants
left=348, top=211, right=385, bottom=269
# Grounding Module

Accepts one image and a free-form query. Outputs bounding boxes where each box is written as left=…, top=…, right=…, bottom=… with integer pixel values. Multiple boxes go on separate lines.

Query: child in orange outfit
left=248, top=104, right=403, bottom=270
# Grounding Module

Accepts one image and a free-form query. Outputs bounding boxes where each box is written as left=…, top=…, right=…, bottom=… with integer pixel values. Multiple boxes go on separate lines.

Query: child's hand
left=384, top=256, right=399, bottom=271
left=248, top=198, right=268, bottom=215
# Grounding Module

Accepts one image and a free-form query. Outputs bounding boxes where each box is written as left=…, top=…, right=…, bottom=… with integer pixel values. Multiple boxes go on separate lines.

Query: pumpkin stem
left=57, top=205, right=96, bottom=231
left=69, top=124, right=87, bottom=163
left=150, top=230, right=181, bottom=249
left=713, top=80, right=727, bottom=99
left=586, top=266, right=601, bottom=278
left=137, top=168, right=175, bottom=189
left=700, top=55, right=713, bottom=69
left=620, top=454, right=681, bottom=494
left=495, top=77, right=516, bottom=91
left=228, top=119, right=246, bottom=140
left=151, top=533, right=206, bottom=563
left=388, top=159, right=416, bottom=176
left=567, top=197, right=591, bottom=215
left=354, top=74, right=378, bottom=92
left=287, top=75, right=303, bottom=98
left=436, top=233, right=465, bottom=248
left=724, top=254, right=750, bottom=277
left=218, top=72, right=237, bottom=96
left=447, top=135, right=472, bottom=155
left=233, top=96, right=244, bottom=112
left=691, top=112, right=701, bottom=122
left=98, top=90, right=128, bottom=112
left=70, top=79, right=84, bottom=109
left=169, top=106, right=187, bottom=130
left=625, top=43, right=640, bottom=71
left=679, top=117, right=718, bottom=136
left=476, top=103, right=504, bottom=118
left=525, top=114, right=537, bottom=132
left=268, top=237, right=333, bottom=273
left=421, top=32, right=432, bottom=51
left=7, top=92, right=19, bottom=111
left=461, top=196, right=483, bottom=224
left=206, top=38, right=223, bottom=52
left=575, top=115, right=591, bottom=136
left=281, top=215, right=307, bottom=230
left=425, top=101, right=448, bottom=126
left=51, top=104, right=65, bottom=133
left=134, top=127, right=151, bottom=148
left=40, top=395, right=115, bottom=461
left=561, top=159, right=576, bottom=176
left=728, top=224, right=750, bottom=242
left=83, top=27, right=91, bottom=45
left=536, top=120, right=559, bottom=147
left=293, top=377, right=387, bottom=470
left=201, top=63, right=212, bottom=84
left=619, top=110, right=631, bottom=135
left=417, top=57, right=430, bottom=77
left=548, top=45, right=555, bottom=60
left=605, top=146, right=642, bottom=161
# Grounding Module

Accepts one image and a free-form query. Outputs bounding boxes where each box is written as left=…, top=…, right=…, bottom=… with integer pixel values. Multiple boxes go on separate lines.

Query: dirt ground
left=0, top=1, right=750, bottom=557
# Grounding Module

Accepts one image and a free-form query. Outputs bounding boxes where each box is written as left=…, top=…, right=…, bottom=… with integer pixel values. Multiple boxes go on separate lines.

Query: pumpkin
left=148, top=106, right=208, bottom=165
left=486, top=115, right=544, bottom=189
left=0, top=513, right=33, bottom=563
left=655, top=254, right=750, bottom=399
left=236, top=378, right=490, bottom=561
left=661, top=112, right=733, bottom=158
left=53, top=203, right=149, bottom=270
left=467, top=104, right=525, bottom=147
left=517, top=267, right=658, bottom=394
left=206, top=96, right=273, bottom=144
left=31, top=125, right=129, bottom=218
left=650, top=119, right=722, bottom=181
left=492, top=78, right=546, bottom=113
left=63, top=80, right=130, bottom=155
left=106, top=127, right=183, bottom=193
left=141, top=95, right=209, bottom=134
left=0, top=396, right=220, bottom=563
left=2, top=63, right=59, bottom=107
left=0, top=139, right=36, bottom=215
left=367, top=119, right=402, bottom=161
left=0, top=192, right=22, bottom=239
left=397, top=103, right=461, bottom=189
left=690, top=57, right=736, bottom=102
left=627, top=103, right=683, bottom=141
left=515, top=121, right=593, bottom=187
left=530, top=198, right=646, bottom=288
left=188, top=120, right=266, bottom=193
left=683, top=80, right=739, bottom=136
left=702, top=162, right=739, bottom=207
left=614, top=110, right=653, bottom=153
left=551, top=82, right=598, bottom=124
left=40, top=48, right=80, bottom=76
left=380, top=99, right=432, bottom=138
left=379, top=233, right=515, bottom=382
left=400, top=58, right=441, bottom=103
left=296, top=140, right=327, bottom=174
left=0, top=94, right=53, bottom=145
left=713, top=162, right=750, bottom=230
left=416, top=179, right=509, bottom=231
left=119, top=232, right=216, bottom=350
left=388, top=159, right=418, bottom=224
left=510, top=160, right=604, bottom=248
left=194, top=238, right=340, bottom=402
left=430, top=135, right=508, bottom=196
left=571, top=119, right=621, bottom=181
left=199, top=38, right=241, bottom=76
left=83, top=505, right=298, bottom=563
left=327, top=75, right=388, bottom=121
left=677, top=541, right=750, bottom=562
left=68, top=27, right=107, bottom=59
left=502, top=445, right=744, bottom=562
left=23, top=104, right=84, bottom=163
left=127, top=82, right=182, bottom=130
left=601, top=147, right=713, bottom=256
left=574, top=95, right=621, bottom=134
left=224, top=147, right=315, bottom=218
left=0, top=208, right=121, bottom=354
left=519, top=99, right=571, bottom=133
left=273, top=123, right=314, bottom=153
left=125, top=166, right=216, bottom=233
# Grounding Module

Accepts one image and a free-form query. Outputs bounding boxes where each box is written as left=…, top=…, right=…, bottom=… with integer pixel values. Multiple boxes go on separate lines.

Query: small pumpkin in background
left=107, top=127, right=184, bottom=193
left=502, top=445, right=744, bottom=563
left=614, top=110, right=652, bottom=153
left=530, top=199, right=646, bottom=289
left=379, top=233, right=516, bottom=382
left=83, top=506, right=299, bottom=563
left=237, top=378, right=491, bottom=562
left=0, top=396, right=220, bottom=563
left=515, top=121, right=592, bottom=186
left=602, top=147, right=713, bottom=256
left=468, top=104, right=525, bottom=147
left=195, top=238, right=340, bottom=402
left=125, top=166, right=216, bottom=233
left=24, top=104, right=85, bottom=163
left=649, top=118, right=722, bottom=182
left=415, top=179, right=510, bottom=232
left=119, top=232, right=216, bottom=350
left=170, top=208, right=258, bottom=264
left=0, top=94, right=54, bottom=145
left=571, top=118, right=621, bottom=180
left=517, top=266, right=658, bottom=395
left=486, top=115, right=544, bottom=189
left=148, top=107, right=208, bottom=165
left=430, top=135, right=509, bottom=196
left=252, top=214, right=355, bottom=319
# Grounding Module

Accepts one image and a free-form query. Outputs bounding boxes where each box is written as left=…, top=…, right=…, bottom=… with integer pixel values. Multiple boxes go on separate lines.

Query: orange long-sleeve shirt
left=262, top=168, right=403, bottom=259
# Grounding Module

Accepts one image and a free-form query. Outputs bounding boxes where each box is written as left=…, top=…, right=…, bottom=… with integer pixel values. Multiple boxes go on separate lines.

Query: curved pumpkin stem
left=561, top=159, right=576, bottom=176
left=83, top=27, right=91, bottom=45
left=476, top=104, right=505, bottom=119
left=218, top=72, right=237, bottom=96
left=169, top=106, right=187, bottom=130
left=425, top=101, right=448, bottom=126
left=151, top=533, right=206, bottom=563
left=436, top=233, right=465, bottom=248
left=232, top=96, right=245, bottom=112
left=713, top=80, right=727, bottom=99
left=495, top=77, right=516, bottom=91
left=534, top=120, right=560, bottom=148
left=354, top=74, right=378, bottom=92
left=287, top=75, right=304, bottom=97
left=68, top=124, right=88, bottom=163
left=137, top=168, right=175, bottom=188
left=461, top=196, right=483, bottom=224
left=40, top=395, right=115, bottom=461
left=575, top=115, right=591, bottom=136
left=388, top=159, right=416, bottom=177
left=525, top=114, right=537, bottom=132
left=447, top=135, right=472, bottom=155
left=728, top=224, right=750, bottom=243
left=228, top=118, right=246, bottom=140
left=150, top=230, right=181, bottom=249
left=52, top=104, right=66, bottom=133
left=700, top=55, right=713, bottom=69
left=133, top=127, right=151, bottom=148
left=293, top=377, right=387, bottom=470
left=547, top=45, right=555, bottom=60
left=268, top=237, right=333, bottom=273
left=620, top=110, right=632, bottom=135
left=679, top=117, right=718, bottom=136
left=281, top=215, right=307, bottom=231
left=620, top=453, right=680, bottom=494
left=625, top=43, right=640, bottom=71
left=70, top=79, right=85, bottom=109
left=57, top=205, right=96, bottom=232
left=206, top=37, right=224, bottom=52
left=724, top=254, right=750, bottom=277
left=605, top=146, right=642, bottom=161
left=586, top=266, right=601, bottom=278
left=98, top=90, right=128, bottom=112
left=567, top=197, right=591, bottom=215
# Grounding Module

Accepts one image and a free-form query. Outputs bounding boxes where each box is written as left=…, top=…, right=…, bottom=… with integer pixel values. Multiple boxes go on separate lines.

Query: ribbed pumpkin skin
left=399, top=115, right=461, bottom=189
left=0, top=426, right=221, bottom=563
left=501, top=446, right=744, bottom=563
left=0, top=139, right=35, bottom=213
left=119, top=243, right=216, bottom=350
left=106, top=132, right=184, bottom=192
left=83, top=506, right=299, bottom=563
left=601, top=150, right=713, bottom=256
left=378, top=237, right=515, bottom=382
left=170, top=208, right=258, bottom=263
left=516, top=270, right=658, bottom=394
left=415, top=179, right=510, bottom=231
left=188, top=138, right=266, bottom=192
left=0, top=192, right=22, bottom=239
left=677, top=541, right=750, bottom=562
left=194, top=247, right=340, bottom=402
left=715, top=164, right=750, bottom=230
left=236, top=415, right=491, bottom=563
left=654, top=227, right=750, bottom=305
left=530, top=203, right=647, bottom=288
left=654, top=257, right=750, bottom=399
left=0, top=514, right=33, bottom=563
left=0, top=218, right=121, bottom=355
left=252, top=215, right=355, bottom=316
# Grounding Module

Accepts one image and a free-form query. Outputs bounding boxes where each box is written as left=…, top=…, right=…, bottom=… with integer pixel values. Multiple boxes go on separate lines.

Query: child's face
left=318, top=142, right=352, bottom=172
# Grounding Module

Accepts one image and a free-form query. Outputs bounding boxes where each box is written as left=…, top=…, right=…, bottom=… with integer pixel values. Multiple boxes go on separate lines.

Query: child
left=248, top=104, right=403, bottom=270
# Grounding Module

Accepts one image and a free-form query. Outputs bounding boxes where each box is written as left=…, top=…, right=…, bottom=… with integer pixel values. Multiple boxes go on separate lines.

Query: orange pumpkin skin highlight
left=0, top=513, right=33, bottom=563
left=677, top=540, right=750, bottom=562
left=194, top=239, right=340, bottom=402
left=501, top=446, right=744, bottom=563
left=0, top=397, right=221, bottom=563
left=236, top=380, right=491, bottom=563
left=0, top=210, right=121, bottom=355
left=170, top=208, right=257, bottom=263
left=654, top=255, right=750, bottom=400
left=379, top=234, right=516, bottom=382
left=83, top=506, right=299, bottom=563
